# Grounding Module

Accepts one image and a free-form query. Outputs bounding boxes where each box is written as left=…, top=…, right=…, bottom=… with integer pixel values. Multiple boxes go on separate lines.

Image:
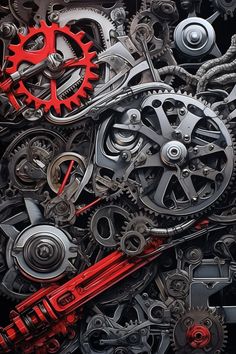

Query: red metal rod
left=75, top=197, right=102, bottom=216
left=58, top=160, right=75, bottom=195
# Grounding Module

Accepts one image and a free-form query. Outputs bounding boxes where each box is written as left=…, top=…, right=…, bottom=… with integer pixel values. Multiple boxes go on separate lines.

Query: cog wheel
left=119, top=210, right=158, bottom=256
left=134, top=91, right=236, bottom=218
left=172, top=308, right=228, bottom=353
left=211, top=0, right=236, bottom=20
left=5, top=127, right=65, bottom=192
left=8, top=140, right=52, bottom=192
left=9, top=0, right=36, bottom=24
left=5, top=20, right=99, bottom=114
left=122, top=210, right=158, bottom=236
left=88, top=202, right=131, bottom=249
left=129, top=9, right=170, bottom=58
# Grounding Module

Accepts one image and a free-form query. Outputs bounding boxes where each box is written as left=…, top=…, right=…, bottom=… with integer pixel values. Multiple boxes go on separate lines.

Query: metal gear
left=133, top=91, right=236, bottom=218
left=5, top=127, right=66, bottom=193
left=121, top=210, right=158, bottom=238
left=211, top=0, right=236, bottom=20
left=172, top=308, right=228, bottom=353
left=5, top=20, right=99, bottom=114
left=88, top=202, right=131, bottom=249
left=129, top=9, right=170, bottom=58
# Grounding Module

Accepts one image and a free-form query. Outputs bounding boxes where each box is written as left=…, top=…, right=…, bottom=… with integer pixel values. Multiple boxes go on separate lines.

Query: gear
left=8, top=141, right=51, bottom=192
left=133, top=91, right=236, bottom=218
left=211, top=0, right=236, bottom=20
left=5, top=20, right=99, bottom=114
left=88, top=202, right=131, bottom=249
left=129, top=9, right=170, bottom=58
left=5, top=128, right=65, bottom=193
left=172, top=308, right=228, bottom=353
left=122, top=210, right=158, bottom=237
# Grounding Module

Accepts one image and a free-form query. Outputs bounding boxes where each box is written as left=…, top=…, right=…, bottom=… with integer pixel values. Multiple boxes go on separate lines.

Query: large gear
left=5, top=20, right=99, bottom=114
left=96, top=91, right=236, bottom=218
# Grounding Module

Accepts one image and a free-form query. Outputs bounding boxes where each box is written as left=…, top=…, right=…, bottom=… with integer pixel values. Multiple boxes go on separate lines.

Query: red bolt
left=186, top=324, right=211, bottom=349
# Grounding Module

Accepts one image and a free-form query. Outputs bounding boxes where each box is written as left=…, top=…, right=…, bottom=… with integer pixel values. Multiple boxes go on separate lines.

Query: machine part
left=10, top=224, right=78, bottom=282
left=211, top=0, right=236, bottom=19
left=96, top=91, right=235, bottom=218
left=47, top=152, right=87, bottom=194
left=56, top=6, right=117, bottom=49
left=0, top=239, right=163, bottom=353
left=174, top=16, right=218, bottom=58
left=165, top=271, right=189, bottom=299
left=172, top=308, right=227, bottom=353
left=151, top=0, right=179, bottom=23
left=0, top=2, right=236, bottom=353
left=88, top=203, right=130, bottom=249
left=5, top=20, right=99, bottom=114
left=129, top=9, right=170, bottom=58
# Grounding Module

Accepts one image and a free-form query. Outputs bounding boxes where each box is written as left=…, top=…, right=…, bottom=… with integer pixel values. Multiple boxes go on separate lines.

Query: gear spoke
left=153, top=170, right=175, bottom=207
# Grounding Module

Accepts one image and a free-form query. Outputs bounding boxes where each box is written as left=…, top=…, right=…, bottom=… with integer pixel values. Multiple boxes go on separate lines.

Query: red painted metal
left=0, top=240, right=162, bottom=353
left=4, top=21, right=99, bottom=114
left=58, top=160, right=75, bottom=195
left=186, top=324, right=211, bottom=349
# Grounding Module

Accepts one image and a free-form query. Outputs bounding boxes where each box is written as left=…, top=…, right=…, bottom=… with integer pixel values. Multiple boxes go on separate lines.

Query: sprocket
left=5, top=20, right=99, bottom=114
left=172, top=308, right=228, bottom=353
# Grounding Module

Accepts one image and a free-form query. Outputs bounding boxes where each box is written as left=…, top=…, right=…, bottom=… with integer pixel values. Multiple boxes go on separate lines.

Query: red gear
left=5, top=21, right=99, bottom=114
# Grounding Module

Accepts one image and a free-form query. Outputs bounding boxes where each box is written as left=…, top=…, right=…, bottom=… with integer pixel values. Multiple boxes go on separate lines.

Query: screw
left=209, top=144, right=214, bottom=151
left=49, top=11, right=59, bottom=23
left=203, top=168, right=209, bottom=176
left=184, top=134, right=190, bottom=142
left=182, top=169, right=190, bottom=177
left=173, top=130, right=182, bottom=139
left=121, top=151, right=129, bottom=160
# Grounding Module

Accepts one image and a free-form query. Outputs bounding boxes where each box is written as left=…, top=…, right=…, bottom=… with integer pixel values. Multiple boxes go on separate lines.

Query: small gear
left=171, top=308, right=228, bottom=353
left=128, top=9, right=170, bottom=58
left=119, top=210, right=158, bottom=256
left=88, top=202, right=131, bottom=249
left=211, top=0, right=236, bottom=20
left=122, top=210, right=158, bottom=236
left=5, top=20, right=99, bottom=114
left=8, top=140, right=52, bottom=192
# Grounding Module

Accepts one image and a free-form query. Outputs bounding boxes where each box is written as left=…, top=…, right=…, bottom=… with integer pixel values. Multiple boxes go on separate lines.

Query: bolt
left=184, top=134, right=190, bottom=142
left=130, top=112, right=140, bottom=124
left=179, top=108, right=186, bottom=116
left=203, top=168, right=209, bottom=176
left=37, top=245, right=51, bottom=258
left=0, top=23, right=17, bottom=39
left=209, top=144, right=214, bottom=151
left=121, top=151, right=129, bottom=160
left=48, top=11, right=59, bottom=23
left=173, top=130, right=182, bottom=139
left=193, top=147, right=198, bottom=154
left=47, top=52, right=64, bottom=71
left=182, top=169, right=190, bottom=177
left=192, top=196, right=198, bottom=203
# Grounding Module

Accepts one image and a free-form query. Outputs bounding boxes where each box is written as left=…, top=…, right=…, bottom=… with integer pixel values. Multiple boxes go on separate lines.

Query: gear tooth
left=64, top=100, right=72, bottom=111
left=8, top=44, right=17, bottom=53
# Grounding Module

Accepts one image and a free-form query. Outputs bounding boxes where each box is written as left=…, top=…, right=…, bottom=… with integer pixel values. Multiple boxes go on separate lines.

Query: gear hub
left=186, top=324, right=211, bottom=349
